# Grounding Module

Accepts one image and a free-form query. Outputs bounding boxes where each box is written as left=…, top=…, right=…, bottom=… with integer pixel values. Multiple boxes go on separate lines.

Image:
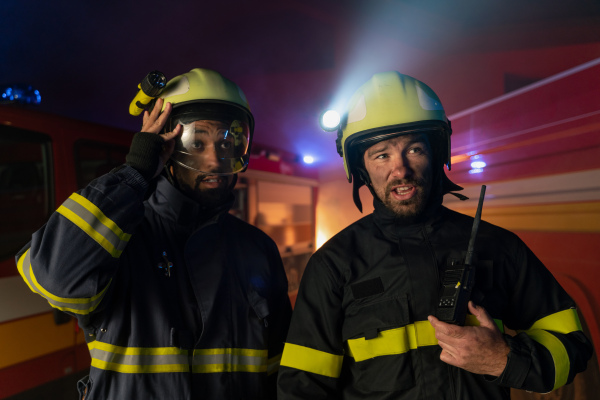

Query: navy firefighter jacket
left=277, top=199, right=592, bottom=400
left=17, top=166, right=292, bottom=399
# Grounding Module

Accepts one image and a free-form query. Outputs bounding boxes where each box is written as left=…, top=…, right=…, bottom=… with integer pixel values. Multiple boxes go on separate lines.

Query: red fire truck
left=444, top=58, right=600, bottom=399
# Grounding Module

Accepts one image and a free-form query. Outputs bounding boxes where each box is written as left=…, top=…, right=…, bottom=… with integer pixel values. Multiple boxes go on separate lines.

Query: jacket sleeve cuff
left=110, top=164, right=150, bottom=194
left=489, top=334, right=531, bottom=388
left=125, top=131, right=164, bottom=181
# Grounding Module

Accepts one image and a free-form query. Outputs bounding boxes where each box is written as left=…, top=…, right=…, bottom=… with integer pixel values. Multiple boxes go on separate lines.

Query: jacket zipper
left=421, top=226, right=440, bottom=287
left=424, top=225, right=460, bottom=399
left=188, top=350, right=193, bottom=400
left=448, top=364, right=458, bottom=400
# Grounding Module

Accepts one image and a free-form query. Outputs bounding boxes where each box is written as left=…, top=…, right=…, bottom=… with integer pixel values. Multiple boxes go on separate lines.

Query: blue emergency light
left=1, top=84, right=41, bottom=105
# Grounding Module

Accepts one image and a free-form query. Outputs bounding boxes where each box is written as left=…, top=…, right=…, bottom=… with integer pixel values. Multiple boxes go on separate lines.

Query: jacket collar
left=372, top=196, right=446, bottom=240
left=148, top=176, right=234, bottom=230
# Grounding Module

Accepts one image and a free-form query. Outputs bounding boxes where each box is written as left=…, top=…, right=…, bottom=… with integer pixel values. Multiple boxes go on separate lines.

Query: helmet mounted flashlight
left=129, top=70, right=167, bottom=116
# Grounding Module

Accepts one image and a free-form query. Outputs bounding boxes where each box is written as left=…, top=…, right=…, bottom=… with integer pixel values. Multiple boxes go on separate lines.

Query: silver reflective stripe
left=91, top=349, right=187, bottom=366
left=194, top=353, right=265, bottom=366
left=61, top=197, right=129, bottom=254
left=267, top=353, right=281, bottom=375
left=17, top=249, right=108, bottom=314
left=192, top=348, right=268, bottom=373
left=88, top=342, right=189, bottom=373
left=87, top=342, right=270, bottom=374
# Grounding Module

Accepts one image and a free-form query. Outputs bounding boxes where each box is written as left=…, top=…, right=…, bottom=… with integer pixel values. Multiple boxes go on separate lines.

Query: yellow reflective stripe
left=192, top=364, right=266, bottom=373
left=280, top=343, right=343, bottom=378
left=16, top=249, right=37, bottom=294
left=347, top=318, right=505, bottom=362
left=91, top=359, right=188, bottom=373
left=88, top=341, right=189, bottom=374
left=518, top=309, right=582, bottom=390
left=465, top=315, right=505, bottom=333
left=526, top=330, right=569, bottom=390
left=192, top=348, right=268, bottom=373
left=193, top=348, right=267, bottom=357
left=89, top=341, right=187, bottom=355
left=88, top=342, right=270, bottom=374
left=57, top=193, right=131, bottom=258
left=347, top=320, right=437, bottom=362
left=17, top=249, right=110, bottom=315
left=267, top=353, right=282, bottom=376
left=527, top=308, right=582, bottom=334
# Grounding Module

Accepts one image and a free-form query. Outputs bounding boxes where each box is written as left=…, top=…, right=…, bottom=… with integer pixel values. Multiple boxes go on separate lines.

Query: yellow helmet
left=158, top=68, right=254, bottom=174
left=336, top=72, right=461, bottom=210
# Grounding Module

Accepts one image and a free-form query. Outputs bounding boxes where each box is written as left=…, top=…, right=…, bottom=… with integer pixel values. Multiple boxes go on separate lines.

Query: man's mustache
left=193, top=172, right=228, bottom=190
left=385, top=178, right=426, bottom=193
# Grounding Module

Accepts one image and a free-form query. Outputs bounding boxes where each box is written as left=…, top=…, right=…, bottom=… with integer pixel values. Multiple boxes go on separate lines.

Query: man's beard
left=172, top=166, right=233, bottom=209
left=379, top=177, right=430, bottom=223
left=191, top=174, right=233, bottom=209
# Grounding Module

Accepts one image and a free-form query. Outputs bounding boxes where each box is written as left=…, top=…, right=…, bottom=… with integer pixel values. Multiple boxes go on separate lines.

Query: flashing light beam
left=319, top=110, right=341, bottom=131
left=303, top=155, right=315, bottom=164
left=470, top=161, right=486, bottom=169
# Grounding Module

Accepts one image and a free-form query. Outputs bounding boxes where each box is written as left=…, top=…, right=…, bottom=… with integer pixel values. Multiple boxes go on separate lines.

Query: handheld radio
left=129, top=70, right=167, bottom=116
left=435, top=185, right=486, bottom=325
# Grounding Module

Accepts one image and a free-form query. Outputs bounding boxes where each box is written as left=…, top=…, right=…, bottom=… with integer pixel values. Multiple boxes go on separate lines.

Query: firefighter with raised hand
left=277, top=72, right=592, bottom=399
left=16, top=68, right=292, bottom=399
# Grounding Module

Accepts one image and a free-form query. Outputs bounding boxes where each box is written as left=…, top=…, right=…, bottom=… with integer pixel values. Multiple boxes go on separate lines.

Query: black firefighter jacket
left=277, top=199, right=592, bottom=400
left=17, top=166, right=292, bottom=399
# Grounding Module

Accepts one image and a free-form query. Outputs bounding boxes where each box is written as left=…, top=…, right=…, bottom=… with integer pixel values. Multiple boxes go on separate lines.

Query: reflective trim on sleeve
left=17, top=249, right=110, bottom=315
left=347, top=318, right=505, bottom=362
left=519, top=308, right=582, bottom=390
left=280, top=343, right=343, bottom=378
left=192, top=348, right=268, bottom=373
left=526, top=330, right=569, bottom=391
left=57, top=193, right=132, bottom=258
left=267, top=353, right=282, bottom=376
left=526, top=308, right=582, bottom=334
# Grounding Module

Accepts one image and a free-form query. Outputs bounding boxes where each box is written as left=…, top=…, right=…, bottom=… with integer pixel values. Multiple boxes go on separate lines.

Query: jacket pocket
left=247, top=287, right=270, bottom=327
left=343, top=295, right=415, bottom=392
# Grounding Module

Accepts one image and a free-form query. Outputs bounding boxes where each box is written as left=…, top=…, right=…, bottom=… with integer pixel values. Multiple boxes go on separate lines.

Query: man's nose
left=201, top=146, right=220, bottom=170
left=390, top=154, right=412, bottom=179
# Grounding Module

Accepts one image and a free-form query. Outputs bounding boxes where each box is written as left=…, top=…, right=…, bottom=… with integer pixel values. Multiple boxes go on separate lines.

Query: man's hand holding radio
left=428, top=301, right=510, bottom=377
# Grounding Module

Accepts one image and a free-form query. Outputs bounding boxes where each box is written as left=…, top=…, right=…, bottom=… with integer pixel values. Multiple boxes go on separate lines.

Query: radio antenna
left=465, top=185, right=486, bottom=266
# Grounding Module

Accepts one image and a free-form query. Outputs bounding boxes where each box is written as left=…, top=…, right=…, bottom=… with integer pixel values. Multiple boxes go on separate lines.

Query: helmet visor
left=171, top=118, right=250, bottom=174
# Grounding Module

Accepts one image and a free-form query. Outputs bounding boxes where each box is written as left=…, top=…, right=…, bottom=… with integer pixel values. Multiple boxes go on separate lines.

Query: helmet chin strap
left=228, top=174, right=238, bottom=191
left=352, top=167, right=375, bottom=213
left=164, top=161, right=177, bottom=187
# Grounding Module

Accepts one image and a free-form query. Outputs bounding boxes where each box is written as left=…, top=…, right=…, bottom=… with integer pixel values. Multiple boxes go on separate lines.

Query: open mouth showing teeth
left=394, top=186, right=413, bottom=195
left=202, top=177, right=222, bottom=183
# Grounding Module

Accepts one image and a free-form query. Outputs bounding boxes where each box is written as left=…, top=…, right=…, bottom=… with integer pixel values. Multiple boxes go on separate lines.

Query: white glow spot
left=321, top=110, right=341, bottom=129
left=316, top=230, right=328, bottom=249
left=303, top=155, right=314, bottom=164
left=470, top=161, right=487, bottom=169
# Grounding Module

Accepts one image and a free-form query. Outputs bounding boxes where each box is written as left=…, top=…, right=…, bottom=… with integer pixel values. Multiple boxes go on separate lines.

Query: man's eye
left=191, top=141, right=204, bottom=150
left=220, top=141, right=233, bottom=150
left=375, top=153, right=388, bottom=159
left=409, top=146, right=423, bottom=154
